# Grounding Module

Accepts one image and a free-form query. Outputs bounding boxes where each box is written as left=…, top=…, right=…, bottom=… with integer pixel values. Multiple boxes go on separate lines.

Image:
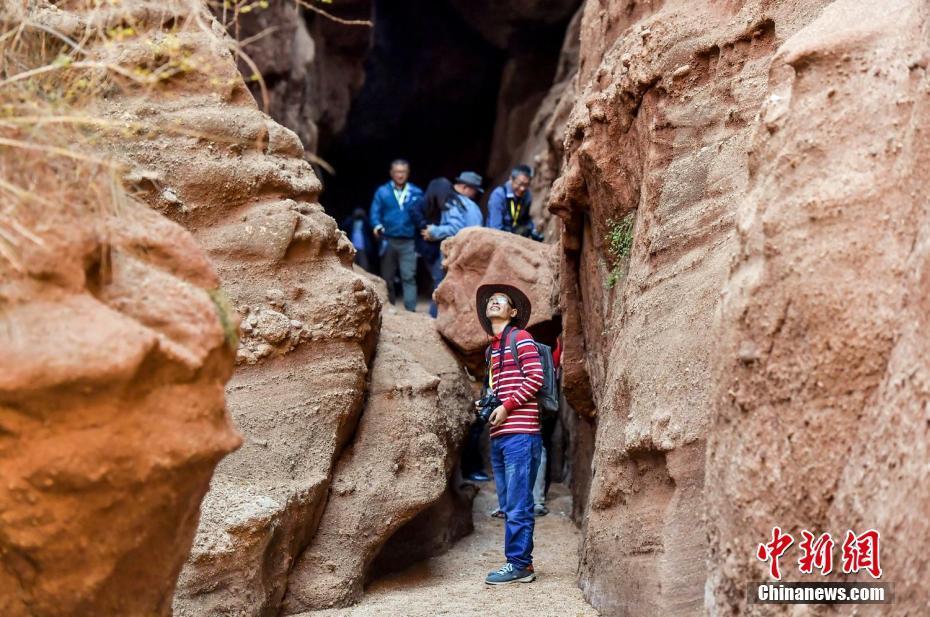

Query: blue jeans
left=490, top=433, right=543, bottom=569
left=428, top=253, right=444, bottom=318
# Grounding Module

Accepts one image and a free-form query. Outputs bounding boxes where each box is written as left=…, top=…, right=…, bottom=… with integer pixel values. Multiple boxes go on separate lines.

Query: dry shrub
left=0, top=0, right=280, bottom=276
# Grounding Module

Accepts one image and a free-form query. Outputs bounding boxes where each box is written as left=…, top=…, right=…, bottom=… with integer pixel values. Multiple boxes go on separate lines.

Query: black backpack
left=485, top=327, right=560, bottom=419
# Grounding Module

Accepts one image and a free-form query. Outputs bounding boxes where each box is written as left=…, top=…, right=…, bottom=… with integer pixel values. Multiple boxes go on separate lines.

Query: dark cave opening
left=316, top=0, right=573, bottom=223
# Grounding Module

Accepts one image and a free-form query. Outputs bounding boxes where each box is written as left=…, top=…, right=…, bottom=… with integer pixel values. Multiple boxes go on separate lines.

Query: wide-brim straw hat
left=475, top=283, right=532, bottom=335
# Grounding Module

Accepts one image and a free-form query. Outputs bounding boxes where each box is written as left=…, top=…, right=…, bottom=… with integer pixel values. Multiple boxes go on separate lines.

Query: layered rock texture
left=546, top=0, right=930, bottom=615
left=22, top=1, right=377, bottom=615
left=281, top=311, right=473, bottom=612
left=214, top=0, right=372, bottom=155
left=707, top=1, right=930, bottom=614
left=434, top=227, right=560, bottom=372
left=0, top=7, right=240, bottom=614
left=19, top=4, right=478, bottom=615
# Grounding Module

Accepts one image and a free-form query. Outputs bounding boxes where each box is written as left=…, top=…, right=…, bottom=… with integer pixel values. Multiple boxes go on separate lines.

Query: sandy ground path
left=302, top=482, right=599, bottom=617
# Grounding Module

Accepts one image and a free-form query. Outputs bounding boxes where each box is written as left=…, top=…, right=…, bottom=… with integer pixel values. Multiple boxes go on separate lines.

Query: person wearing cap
left=370, top=159, right=423, bottom=312
left=418, top=172, right=484, bottom=318
left=476, top=283, right=545, bottom=585
left=486, top=164, right=537, bottom=238
left=452, top=170, right=485, bottom=228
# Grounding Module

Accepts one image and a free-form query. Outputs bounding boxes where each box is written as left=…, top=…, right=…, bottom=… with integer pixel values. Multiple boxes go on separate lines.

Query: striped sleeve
left=501, top=330, right=544, bottom=412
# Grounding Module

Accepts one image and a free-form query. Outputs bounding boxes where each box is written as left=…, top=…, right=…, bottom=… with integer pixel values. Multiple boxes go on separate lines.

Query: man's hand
left=373, top=225, right=384, bottom=238
left=488, top=405, right=508, bottom=427
left=421, top=227, right=434, bottom=241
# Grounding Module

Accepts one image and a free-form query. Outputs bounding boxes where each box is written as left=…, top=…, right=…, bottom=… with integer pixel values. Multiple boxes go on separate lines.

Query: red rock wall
left=0, top=5, right=240, bottom=613
left=549, top=0, right=930, bottom=614
left=546, top=0, right=880, bottom=614
left=23, top=2, right=381, bottom=614
left=707, top=1, right=930, bottom=613
left=20, top=4, right=480, bottom=615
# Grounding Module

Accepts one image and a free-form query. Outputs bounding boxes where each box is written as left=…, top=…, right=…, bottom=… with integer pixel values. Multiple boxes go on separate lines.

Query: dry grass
left=0, top=0, right=360, bottom=273
left=0, top=0, right=258, bottom=273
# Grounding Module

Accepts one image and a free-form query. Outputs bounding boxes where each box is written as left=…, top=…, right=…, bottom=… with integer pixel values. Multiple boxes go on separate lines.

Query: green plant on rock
left=208, top=287, right=240, bottom=351
left=604, top=212, right=635, bottom=289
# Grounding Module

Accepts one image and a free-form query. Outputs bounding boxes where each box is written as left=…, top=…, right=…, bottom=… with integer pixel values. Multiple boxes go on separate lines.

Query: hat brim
left=475, top=283, right=532, bottom=335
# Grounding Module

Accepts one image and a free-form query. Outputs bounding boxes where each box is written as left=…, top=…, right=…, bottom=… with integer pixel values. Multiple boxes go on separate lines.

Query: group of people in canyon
left=342, top=159, right=559, bottom=585
left=342, top=159, right=540, bottom=316
left=343, top=159, right=556, bottom=586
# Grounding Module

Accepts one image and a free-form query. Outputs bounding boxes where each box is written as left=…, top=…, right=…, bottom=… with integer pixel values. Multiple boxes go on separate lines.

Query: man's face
left=485, top=293, right=516, bottom=321
left=455, top=183, right=478, bottom=199
left=390, top=164, right=410, bottom=186
left=511, top=173, right=530, bottom=197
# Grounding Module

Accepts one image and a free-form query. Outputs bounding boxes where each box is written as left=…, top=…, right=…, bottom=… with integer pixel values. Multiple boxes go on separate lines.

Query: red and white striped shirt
left=488, top=328, right=544, bottom=438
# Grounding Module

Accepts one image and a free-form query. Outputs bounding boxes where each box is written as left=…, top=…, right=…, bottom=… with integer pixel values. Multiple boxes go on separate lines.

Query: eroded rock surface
left=708, top=1, right=930, bottom=614
left=547, top=0, right=930, bottom=615
left=434, top=227, right=560, bottom=372
left=281, top=311, right=473, bottom=612
left=23, top=2, right=381, bottom=615
left=547, top=0, right=831, bottom=614
left=0, top=202, right=239, bottom=617
left=0, top=88, right=239, bottom=617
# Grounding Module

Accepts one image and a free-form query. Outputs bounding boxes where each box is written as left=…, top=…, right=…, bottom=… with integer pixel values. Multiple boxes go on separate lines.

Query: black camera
left=475, top=392, right=502, bottom=424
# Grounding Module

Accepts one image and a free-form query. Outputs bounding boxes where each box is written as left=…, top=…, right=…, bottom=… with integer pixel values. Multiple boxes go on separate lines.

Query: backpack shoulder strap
left=508, top=329, right=526, bottom=377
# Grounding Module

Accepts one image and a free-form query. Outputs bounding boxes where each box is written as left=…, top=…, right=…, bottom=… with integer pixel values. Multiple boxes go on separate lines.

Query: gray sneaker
left=534, top=504, right=549, bottom=517
left=485, top=562, right=536, bottom=585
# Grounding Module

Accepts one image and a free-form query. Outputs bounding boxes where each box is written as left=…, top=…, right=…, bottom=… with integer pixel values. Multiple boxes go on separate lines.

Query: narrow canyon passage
left=303, top=481, right=598, bottom=617
left=9, top=2, right=929, bottom=616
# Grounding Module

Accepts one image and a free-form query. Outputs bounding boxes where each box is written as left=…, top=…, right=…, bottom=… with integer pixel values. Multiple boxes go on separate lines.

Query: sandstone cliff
left=23, top=1, right=378, bottom=614
left=547, top=0, right=930, bottom=615
left=708, top=1, right=930, bottom=614
left=18, top=3, right=478, bottom=615
left=0, top=5, right=240, bottom=614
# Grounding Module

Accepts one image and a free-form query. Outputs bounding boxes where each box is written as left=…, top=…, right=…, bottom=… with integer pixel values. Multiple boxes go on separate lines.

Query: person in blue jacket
left=452, top=170, right=485, bottom=228
left=486, top=164, right=541, bottom=240
left=339, top=208, right=377, bottom=273
left=370, top=159, right=423, bottom=311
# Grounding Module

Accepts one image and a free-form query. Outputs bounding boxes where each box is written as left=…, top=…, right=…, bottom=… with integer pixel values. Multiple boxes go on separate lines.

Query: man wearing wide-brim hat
left=475, top=283, right=545, bottom=585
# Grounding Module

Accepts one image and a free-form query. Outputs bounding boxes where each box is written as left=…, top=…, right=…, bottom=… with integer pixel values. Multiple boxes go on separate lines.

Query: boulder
left=281, top=311, right=473, bottom=612
left=434, top=227, right=560, bottom=372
